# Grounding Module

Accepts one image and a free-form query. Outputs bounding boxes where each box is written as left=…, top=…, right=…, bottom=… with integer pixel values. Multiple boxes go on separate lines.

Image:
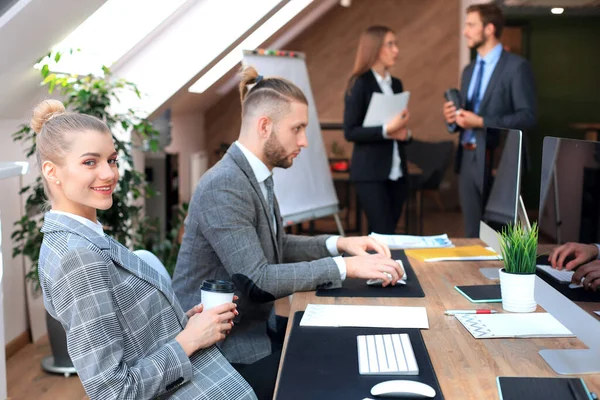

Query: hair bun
left=30, top=99, right=66, bottom=134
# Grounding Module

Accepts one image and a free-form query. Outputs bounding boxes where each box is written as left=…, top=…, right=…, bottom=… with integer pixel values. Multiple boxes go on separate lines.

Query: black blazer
left=344, top=70, right=409, bottom=182
left=448, top=50, right=537, bottom=175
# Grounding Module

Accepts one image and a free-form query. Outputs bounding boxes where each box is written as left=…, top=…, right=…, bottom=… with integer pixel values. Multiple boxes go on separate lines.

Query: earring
left=56, top=180, right=60, bottom=185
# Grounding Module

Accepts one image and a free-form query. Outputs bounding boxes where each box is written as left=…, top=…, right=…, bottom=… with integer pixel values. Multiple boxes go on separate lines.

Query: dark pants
left=355, top=178, right=408, bottom=234
left=458, top=148, right=483, bottom=238
left=232, top=316, right=288, bottom=400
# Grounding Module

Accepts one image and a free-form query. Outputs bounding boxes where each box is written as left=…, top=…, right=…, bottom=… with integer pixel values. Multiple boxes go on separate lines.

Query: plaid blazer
left=173, top=144, right=342, bottom=364
left=39, top=212, right=257, bottom=400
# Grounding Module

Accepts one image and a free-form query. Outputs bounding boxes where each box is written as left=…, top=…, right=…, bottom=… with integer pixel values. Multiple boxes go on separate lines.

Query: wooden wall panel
left=205, top=0, right=460, bottom=165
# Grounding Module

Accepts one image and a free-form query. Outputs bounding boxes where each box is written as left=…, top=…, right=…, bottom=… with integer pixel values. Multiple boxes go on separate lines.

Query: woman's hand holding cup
left=176, top=279, right=238, bottom=356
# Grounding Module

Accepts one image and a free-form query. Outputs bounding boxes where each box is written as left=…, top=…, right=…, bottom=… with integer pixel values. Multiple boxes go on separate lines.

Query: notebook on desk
left=405, top=245, right=501, bottom=262
left=454, top=284, right=502, bottom=303
left=497, top=377, right=595, bottom=400
left=456, top=313, right=574, bottom=339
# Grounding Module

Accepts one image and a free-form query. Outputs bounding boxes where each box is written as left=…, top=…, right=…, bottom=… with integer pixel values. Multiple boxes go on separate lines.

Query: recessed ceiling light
left=551, top=7, right=564, bottom=15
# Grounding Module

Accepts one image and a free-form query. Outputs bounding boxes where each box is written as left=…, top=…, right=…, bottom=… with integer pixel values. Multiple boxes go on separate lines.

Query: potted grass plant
left=498, top=222, right=539, bottom=313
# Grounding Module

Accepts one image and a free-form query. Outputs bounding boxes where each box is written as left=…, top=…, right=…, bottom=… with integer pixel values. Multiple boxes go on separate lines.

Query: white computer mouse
left=370, top=380, right=436, bottom=398
left=366, top=261, right=407, bottom=287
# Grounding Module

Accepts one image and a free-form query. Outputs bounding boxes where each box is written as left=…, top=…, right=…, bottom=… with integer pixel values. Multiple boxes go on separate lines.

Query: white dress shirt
left=49, top=210, right=104, bottom=236
left=372, top=69, right=403, bottom=181
left=234, top=141, right=347, bottom=279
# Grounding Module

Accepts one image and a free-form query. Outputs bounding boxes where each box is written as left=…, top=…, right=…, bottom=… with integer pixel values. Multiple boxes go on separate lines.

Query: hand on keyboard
left=549, top=242, right=599, bottom=270
left=571, top=260, right=600, bottom=291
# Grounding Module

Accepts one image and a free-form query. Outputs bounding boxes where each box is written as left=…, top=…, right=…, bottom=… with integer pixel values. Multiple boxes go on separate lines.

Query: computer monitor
left=538, top=136, right=600, bottom=244
left=482, top=127, right=523, bottom=230
left=536, top=136, right=600, bottom=375
left=479, top=128, right=524, bottom=253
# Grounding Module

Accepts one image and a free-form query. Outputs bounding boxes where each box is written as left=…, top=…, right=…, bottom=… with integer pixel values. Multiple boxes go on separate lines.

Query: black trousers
left=355, top=178, right=408, bottom=234
left=232, top=316, right=288, bottom=400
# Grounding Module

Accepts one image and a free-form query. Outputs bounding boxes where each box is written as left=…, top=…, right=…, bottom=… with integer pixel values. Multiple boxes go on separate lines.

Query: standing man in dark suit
left=443, top=3, right=537, bottom=237
left=173, top=66, right=404, bottom=399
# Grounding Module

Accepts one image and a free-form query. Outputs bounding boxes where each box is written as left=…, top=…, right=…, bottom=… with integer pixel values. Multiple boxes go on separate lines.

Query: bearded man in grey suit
left=173, top=66, right=403, bottom=398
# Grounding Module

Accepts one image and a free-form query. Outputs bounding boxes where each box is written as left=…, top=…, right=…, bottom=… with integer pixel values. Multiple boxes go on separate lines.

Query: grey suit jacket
left=448, top=50, right=537, bottom=185
left=39, top=212, right=256, bottom=400
left=173, top=144, right=342, bottom=364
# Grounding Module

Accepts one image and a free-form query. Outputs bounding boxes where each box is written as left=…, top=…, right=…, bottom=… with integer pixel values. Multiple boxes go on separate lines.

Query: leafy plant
left=11, top=50, right=182, bottom=289
left=500, top=222, right=539, bottom=274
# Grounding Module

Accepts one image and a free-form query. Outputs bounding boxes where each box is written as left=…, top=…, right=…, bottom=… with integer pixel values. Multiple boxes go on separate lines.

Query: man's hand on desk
left=550, top=242, right=599, bottom=270
left=572, top=261, right=600, bottom=291
left=345, top=254, right=404, bottom=287
left=337, top=236, right=391, bottom=258
left=455, top=110, right=483, bottom=129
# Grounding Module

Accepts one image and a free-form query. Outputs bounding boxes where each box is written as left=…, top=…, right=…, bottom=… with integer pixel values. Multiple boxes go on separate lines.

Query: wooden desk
left=275, top=239, right=600, bottom=399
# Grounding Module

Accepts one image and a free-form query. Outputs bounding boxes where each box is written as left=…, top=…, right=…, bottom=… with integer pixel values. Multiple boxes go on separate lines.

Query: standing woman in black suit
left=344, top=25, right=411, bottom=234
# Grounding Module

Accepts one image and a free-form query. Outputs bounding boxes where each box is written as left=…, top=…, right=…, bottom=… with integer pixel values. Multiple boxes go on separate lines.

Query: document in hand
left=363, top=91, right=410, bottom=127
left=370, top=232, right=453, bottom=249
left=405, top=245, right=501, bottom=262
left=455, top=313, right=573, bottom=339
left=299, top=304, right=429, bottom=329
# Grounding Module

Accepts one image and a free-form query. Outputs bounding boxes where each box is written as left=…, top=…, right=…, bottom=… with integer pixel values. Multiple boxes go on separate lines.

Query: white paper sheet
left=300, top=304, right=429, bottom=329
left=595, top=311, right=600, bottom=317
left=370, top=233, right=453, bottom=249
left=456, top=313, right=573, bottom=339
left=363, top=92, right=410, bottom=127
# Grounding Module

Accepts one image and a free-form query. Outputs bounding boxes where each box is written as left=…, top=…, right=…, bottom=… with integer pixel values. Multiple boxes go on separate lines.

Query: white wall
left=166, top=112, right=206, bottom=203
left=0, top=119, right=34, bottom=344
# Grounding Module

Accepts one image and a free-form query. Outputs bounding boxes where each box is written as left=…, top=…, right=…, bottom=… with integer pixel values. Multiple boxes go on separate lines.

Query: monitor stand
left=539, top=349, right=600, bottom=375
left=535, top=276, right=600, bottom=374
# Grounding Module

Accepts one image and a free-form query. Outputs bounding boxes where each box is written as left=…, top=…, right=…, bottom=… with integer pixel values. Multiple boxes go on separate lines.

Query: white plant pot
left=499, top=268, right=537, bottom=313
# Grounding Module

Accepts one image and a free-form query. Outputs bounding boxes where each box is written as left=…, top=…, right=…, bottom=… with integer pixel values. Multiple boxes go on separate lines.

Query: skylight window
left=188, top=0, right=313, bottom=93
left=39, top=0, right=187, bottom=75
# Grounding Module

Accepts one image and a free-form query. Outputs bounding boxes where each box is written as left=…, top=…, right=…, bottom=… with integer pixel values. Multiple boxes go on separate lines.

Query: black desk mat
left=276, top=311, right=444, bottom=400
left=316, top=250, right=425, bottom=298
left=497, top=377, right=592, bottom=400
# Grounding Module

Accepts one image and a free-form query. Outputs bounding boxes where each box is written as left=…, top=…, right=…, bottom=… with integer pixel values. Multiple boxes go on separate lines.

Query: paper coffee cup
left=201, top=279, right=235, bottom=310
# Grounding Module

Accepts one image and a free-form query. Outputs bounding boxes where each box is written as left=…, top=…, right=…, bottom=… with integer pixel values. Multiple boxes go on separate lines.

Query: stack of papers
left=370, top=233, right=453, bottom=249
left=455, top=313, right=573, bottom=339
left=405, top=245, right=502, bottom=262
left=363, top=92, right=410, bottom=127
left=299, top=304, right=429, bottom=329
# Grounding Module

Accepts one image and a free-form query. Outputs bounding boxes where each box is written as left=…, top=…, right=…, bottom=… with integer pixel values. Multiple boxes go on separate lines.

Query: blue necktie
left=462, top=59, right=485, bottom=145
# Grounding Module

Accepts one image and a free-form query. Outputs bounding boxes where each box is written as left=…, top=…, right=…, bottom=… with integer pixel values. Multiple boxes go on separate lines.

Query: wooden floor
left=5, top=209, right=463, bottom=399
left=7, top=336, right=86, bottom=400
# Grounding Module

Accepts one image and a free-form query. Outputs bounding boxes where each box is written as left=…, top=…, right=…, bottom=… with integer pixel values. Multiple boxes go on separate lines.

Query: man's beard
left=264, top=129, right=292, bottom=169
left=469, top=34, right=487, bottom=50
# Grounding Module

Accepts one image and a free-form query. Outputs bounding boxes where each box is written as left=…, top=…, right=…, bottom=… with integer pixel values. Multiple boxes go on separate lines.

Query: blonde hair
left=31, top=99, right=110, bottom=200
left=238, top=65, right=308, bottom=123
left=348, top=25, right=395, bottom=92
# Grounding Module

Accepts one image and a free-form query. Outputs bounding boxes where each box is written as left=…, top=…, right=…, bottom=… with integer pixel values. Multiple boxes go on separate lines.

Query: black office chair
left=404, top=139, right=454, bottom=234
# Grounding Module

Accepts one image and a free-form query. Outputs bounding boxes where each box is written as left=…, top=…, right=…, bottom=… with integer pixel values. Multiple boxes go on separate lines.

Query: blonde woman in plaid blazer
left=33, top=100, right=257, bottom=400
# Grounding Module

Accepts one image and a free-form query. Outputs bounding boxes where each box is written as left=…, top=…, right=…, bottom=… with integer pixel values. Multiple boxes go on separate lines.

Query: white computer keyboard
left=537, top=264, right=573, bottom=283
left=357, top=333, right=419, bottom=375
left=537, top=265, right=583, bottom=288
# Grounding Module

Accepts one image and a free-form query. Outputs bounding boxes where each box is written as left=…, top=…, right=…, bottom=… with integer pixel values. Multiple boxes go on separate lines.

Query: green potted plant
left=498, top=222, right=539, bottom=313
